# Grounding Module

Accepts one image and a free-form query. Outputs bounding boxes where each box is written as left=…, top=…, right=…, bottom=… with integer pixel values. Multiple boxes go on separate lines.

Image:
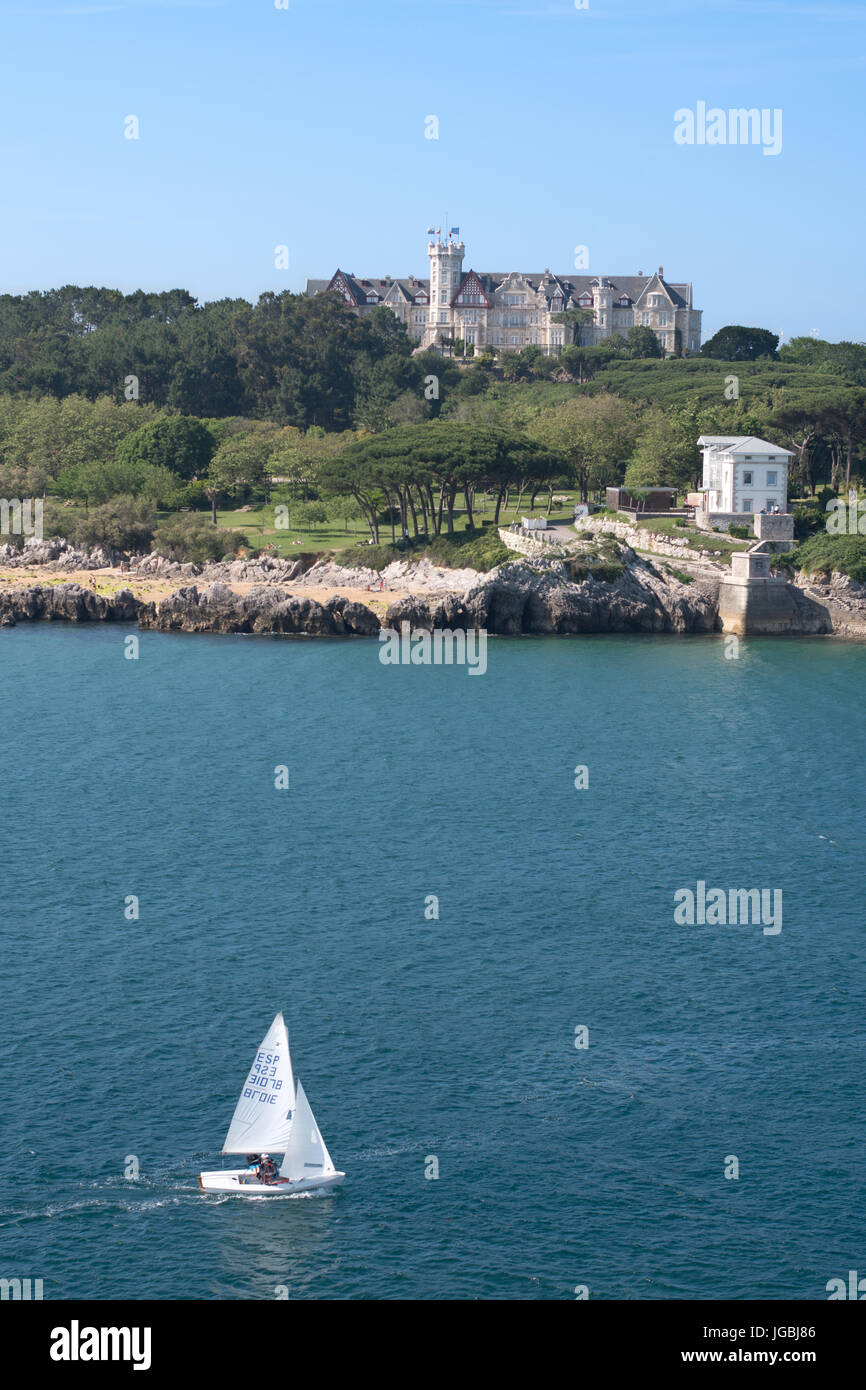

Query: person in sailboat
left=245, top=1154, right=262, bottom=1177
left=259, top=1154, right=277, bottom=1185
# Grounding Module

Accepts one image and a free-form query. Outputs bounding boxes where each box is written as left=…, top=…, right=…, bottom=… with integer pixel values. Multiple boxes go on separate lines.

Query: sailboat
left=198, top=1013, right=345, bottom=1196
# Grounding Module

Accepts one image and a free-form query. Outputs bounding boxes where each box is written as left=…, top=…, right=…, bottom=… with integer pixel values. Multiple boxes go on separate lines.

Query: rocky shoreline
left=0, top=553, right=722, bottom=636
left=2, top=538, right=866, bottom=639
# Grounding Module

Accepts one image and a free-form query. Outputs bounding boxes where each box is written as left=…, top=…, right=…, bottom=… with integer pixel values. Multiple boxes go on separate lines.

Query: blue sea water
left=0, top=624, right=864, bottom=1301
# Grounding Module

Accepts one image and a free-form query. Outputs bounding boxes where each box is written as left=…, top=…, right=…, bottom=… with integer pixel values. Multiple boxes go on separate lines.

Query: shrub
left=153, top=514, right=248, bottom=565
left=793, top=499, right=825, bottom=540
left=566, top=556, right=624, bottom=583
left=592, top=562, right=624, bottom=582
left=75, top=497, right=156, bottom=554
left=339, top=527, right=511, bottom=573
left=664, top=564, right=694, bottom=585
left=729, top=525, right=751, bottom=540
left=785, top=533, right=866, bottom=583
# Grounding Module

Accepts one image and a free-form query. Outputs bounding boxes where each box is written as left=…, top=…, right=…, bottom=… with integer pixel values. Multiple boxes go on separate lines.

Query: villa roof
left=306, top=274, right=431, bottom=304
left=308, top=271, right=693, bottom=309
left=698, top=435, right=795, bottom=457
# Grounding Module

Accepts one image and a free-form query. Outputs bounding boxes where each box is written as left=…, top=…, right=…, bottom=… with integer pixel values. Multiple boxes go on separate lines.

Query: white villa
left=306, top=231, right=703, bottom=357
left=697, top=436, right=795, bottom=521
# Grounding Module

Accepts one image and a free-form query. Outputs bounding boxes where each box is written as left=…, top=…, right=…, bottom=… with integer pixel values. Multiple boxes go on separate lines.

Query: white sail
left=222, top=1013, right=296, bottom=1154
left=279, top=1078, right=336, bottom=1180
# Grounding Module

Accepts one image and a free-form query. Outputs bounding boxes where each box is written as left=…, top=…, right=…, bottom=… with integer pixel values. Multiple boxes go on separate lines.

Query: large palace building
left=306, top=230, right=702, bottom=357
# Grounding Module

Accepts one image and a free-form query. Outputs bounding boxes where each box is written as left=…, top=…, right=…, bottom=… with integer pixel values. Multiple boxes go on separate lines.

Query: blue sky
left=0, top=0, right=863, bottom=341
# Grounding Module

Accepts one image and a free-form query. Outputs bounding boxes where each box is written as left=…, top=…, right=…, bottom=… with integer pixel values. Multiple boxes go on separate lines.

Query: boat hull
left=198, top=1168, right=345, bottom=1196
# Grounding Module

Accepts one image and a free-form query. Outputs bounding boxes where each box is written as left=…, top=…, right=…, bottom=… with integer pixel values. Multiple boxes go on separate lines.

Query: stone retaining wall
left=498, top=528, right=564, bottom=557
left=573, top=516, right=728, bottom=564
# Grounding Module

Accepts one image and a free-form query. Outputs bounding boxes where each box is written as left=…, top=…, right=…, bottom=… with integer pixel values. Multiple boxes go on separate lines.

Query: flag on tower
left=450, top=227, right=460, bottom=237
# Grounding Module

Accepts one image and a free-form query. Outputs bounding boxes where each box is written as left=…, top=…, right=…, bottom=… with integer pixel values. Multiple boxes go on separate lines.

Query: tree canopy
left=701, top=325, right=779, bottom=361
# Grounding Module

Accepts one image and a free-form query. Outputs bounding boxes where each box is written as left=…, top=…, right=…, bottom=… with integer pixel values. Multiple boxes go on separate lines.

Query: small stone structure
left=731, top=551, right=770, bottom=580
left=717, top=571, right=830, bottom=635
left=753, top=513, right=794, bottom=550
left=694, top=508, right=754, bottom=534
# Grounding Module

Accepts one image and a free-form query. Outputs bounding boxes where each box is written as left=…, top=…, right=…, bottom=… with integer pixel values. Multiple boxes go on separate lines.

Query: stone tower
left=591, top=277, right=614, bottom=337
left=426, top=234, right=465, bottom=344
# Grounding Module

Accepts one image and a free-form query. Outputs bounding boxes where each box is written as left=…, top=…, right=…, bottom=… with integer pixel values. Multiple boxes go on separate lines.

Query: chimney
left=638, top=269, right=644, bottom=277
left=658, top=265, right=664, bottom=277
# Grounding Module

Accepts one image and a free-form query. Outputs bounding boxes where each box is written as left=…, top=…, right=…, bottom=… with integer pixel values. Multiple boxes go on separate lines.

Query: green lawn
left=211, top=493, right=577, bottom=559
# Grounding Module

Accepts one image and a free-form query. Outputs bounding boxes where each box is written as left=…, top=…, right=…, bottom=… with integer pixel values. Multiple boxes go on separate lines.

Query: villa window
left=767, top=471, right=777, bottom=485
left=742, top=498, right=753, bottom=512
left=742, top=471, right=753, bottom=485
